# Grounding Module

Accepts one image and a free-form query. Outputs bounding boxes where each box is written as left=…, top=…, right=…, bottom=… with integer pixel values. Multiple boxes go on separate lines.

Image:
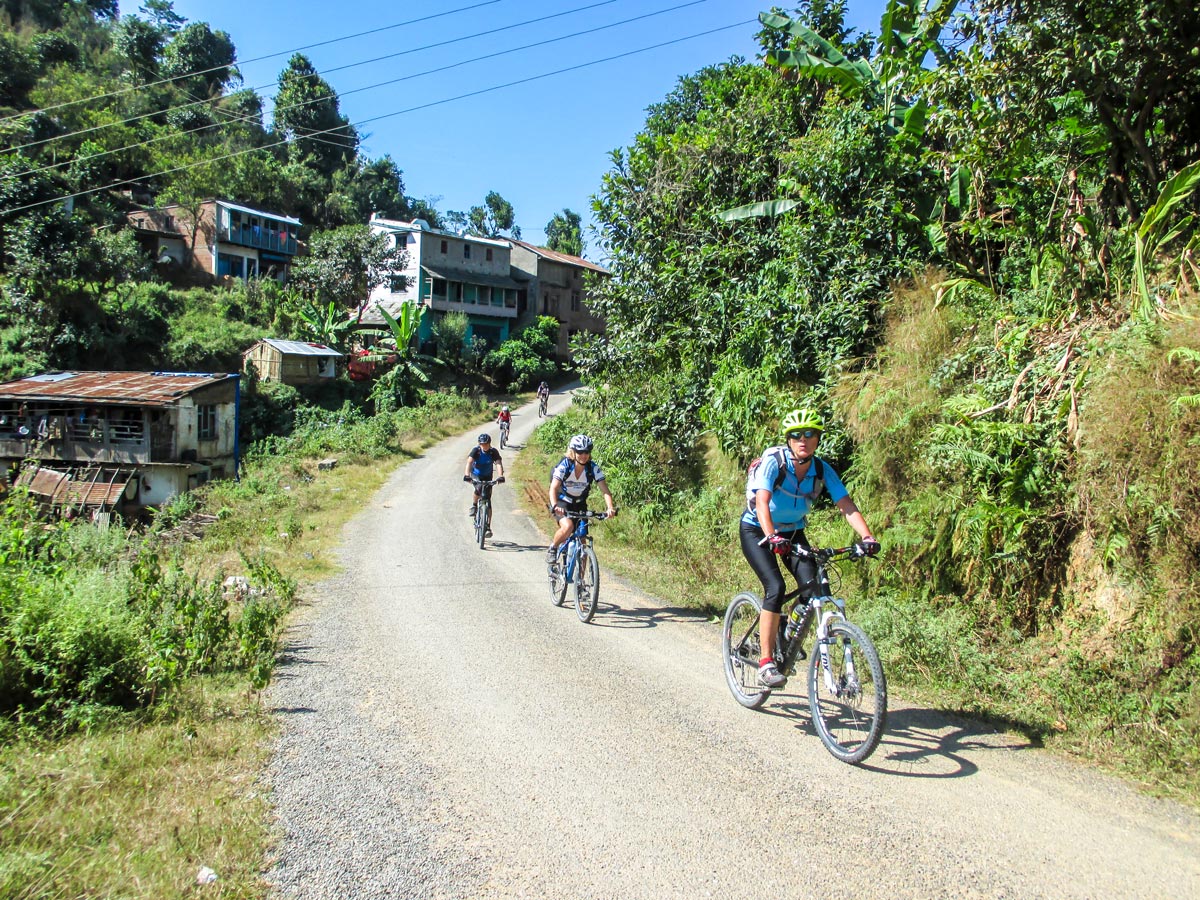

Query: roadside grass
left=1, top=678, right=269, bottom=900
left=0, top=393, right=489, bottom=899
left=515, top=407, right=1200, bottom=809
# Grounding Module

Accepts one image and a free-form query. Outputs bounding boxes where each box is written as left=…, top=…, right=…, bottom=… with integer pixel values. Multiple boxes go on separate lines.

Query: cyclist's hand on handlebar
left=768, top=534, right=792, bottom=555
left=496, top=476, right=505, bottom=484
left=852, top=538, right=881, bottom=559
left=463, top=475, right=472, bottom=482
left=606, top=507, right=617, bottom=519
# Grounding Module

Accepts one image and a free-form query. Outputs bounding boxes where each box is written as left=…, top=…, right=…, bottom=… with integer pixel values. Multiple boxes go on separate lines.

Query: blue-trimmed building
left=364, top=216, right=525, bottom=348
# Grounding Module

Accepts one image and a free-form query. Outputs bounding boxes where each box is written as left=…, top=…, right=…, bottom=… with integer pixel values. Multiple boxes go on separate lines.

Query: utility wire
left=0, top=20, right=752, bottom=218
left=4, top=0, right=710, bottom=184
left=2, top=0, right=628, bottom=156
left=0, top=0, right=505, bottom=126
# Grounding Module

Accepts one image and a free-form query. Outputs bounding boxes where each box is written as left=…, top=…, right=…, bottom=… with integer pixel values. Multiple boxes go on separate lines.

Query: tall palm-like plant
left=296, top=298, right=358, bottom=353
left=362, top=302, right=437, bottom=408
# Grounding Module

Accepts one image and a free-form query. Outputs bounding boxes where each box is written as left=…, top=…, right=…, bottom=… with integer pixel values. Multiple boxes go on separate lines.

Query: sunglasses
left=786, top=429, right=821, bottom=440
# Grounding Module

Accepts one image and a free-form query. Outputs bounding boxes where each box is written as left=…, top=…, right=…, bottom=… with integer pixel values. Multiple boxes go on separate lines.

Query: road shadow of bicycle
left=762, top=698, right=1036, bottom=778
left=587, top=603, right=709, bottom=629
left=472, top=539, right=546, bottom=552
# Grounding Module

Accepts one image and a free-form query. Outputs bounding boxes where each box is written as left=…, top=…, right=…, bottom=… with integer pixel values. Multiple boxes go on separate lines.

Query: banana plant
left=720, top=0, right=957, bottom=223
left=361, top=302, right=438, bottom=408
left=1133, top=159, right=1200, bottom=321
left=295, top=298, right=358, bottom=353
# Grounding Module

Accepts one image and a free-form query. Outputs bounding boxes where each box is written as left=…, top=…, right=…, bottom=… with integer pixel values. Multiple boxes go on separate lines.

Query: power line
left=0, top=20, right=753, bottom=218
left=1, top=0, right=629, bottom=157
left=4, top=0, right=711, bottom=185
left=0, top=0, right=505, bottom=126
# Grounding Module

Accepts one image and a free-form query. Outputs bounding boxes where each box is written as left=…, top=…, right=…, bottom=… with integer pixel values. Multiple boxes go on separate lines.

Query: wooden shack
left=243, top=339, right=342, bottom=385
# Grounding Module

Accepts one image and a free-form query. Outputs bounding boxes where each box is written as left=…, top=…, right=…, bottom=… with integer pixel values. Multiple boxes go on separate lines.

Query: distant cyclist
left=537, top=381, right=550, bottom=414
left=741, top=408, right=878, bottom=688
left=497, top=405, right=511, bottom=438
left=463, top=433, right=505, bottom=520
left=546, top=433, right=616, bottom=564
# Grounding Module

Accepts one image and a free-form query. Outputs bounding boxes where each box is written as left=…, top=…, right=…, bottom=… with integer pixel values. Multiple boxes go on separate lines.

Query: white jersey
left=551, top=457, right=605, bottom=501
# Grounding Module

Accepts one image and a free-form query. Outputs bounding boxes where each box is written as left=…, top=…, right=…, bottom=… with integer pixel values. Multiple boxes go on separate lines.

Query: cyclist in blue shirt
left=546, top=433, right=617, bottom=563
left=742, top=408, right=879, bottom=688
left=463, top=433, right=505, bottom=521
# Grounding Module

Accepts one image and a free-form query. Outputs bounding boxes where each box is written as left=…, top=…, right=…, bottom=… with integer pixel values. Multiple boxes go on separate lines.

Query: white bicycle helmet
left=569, top=434, right=594, bottom=453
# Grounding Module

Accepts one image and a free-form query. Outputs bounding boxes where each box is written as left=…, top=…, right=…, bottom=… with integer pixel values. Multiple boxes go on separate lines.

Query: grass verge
left=0, top=393, right=490, bottom=899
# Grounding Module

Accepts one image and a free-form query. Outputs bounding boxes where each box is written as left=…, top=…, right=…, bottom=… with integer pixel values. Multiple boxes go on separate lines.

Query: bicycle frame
left=559, top=516, right=593, bottom=583
left=775, top=547, right=860, bottom=697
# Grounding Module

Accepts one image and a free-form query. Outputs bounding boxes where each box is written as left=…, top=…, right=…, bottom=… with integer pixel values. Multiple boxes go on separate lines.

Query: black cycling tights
left=739, top=522, right=817, bottom=614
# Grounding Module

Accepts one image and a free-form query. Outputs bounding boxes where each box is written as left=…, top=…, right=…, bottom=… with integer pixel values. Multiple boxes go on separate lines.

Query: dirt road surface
left=267, top=390, right=1200, bottom=899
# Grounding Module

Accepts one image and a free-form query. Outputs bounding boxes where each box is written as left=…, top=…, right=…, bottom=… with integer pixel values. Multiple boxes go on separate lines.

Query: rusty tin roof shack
left=0, top=372, right=242, bottom=506
left=0, top=371, right=236, bottom=406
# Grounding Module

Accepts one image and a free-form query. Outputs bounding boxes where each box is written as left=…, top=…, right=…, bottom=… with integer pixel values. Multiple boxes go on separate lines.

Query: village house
left=508, top=239, right=608, bottom=360
left=127, top=199, right=301, bottom=283
left=365, top=216, right=523, bottom=349
left=243, top=339, right=342, bottom=385
left=0, top=371, right=241, bottom=516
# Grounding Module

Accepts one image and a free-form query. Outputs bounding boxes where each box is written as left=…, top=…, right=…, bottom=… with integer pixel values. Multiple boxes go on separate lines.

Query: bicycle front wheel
left=722, top=592, right=769, bottom=710
left=574, top=547, right=600, bottom=623
left=475, top=501, right=488, bottom=550
left=807, top=620, right=887, bottom=764
left=548, top=554, right=567, bottom=606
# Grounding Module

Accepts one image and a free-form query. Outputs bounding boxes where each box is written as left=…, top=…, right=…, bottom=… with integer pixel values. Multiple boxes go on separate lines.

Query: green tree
left=140, top=0, right=184, bottom=35
left=161, top=22, right=237, bottom=98
left=290, top=225, right=405, bottom=317
left=545, top=208, right=583, bottom=256
left=272, top=54, right=357, bottom=178
left=111, top=15, right=165, bottom=81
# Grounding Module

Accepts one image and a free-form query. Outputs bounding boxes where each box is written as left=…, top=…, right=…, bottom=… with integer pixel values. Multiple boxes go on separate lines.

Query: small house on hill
left=0, top=370, right=241, bottom=514
left=243, top=339, right=342, bottom=385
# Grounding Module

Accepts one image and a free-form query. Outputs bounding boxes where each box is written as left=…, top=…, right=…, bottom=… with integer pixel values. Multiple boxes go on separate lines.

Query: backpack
left=554, top=457, right=597, bottom=499
left=745, top=447, right=825, bottom=513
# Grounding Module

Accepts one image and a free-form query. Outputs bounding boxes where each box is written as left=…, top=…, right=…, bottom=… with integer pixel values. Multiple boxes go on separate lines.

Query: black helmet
left=478, top=433, right=492, bottom=444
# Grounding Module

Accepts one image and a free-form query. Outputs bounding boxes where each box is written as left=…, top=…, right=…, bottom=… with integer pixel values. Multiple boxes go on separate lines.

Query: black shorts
left=739, top=521, right=817, bottom=614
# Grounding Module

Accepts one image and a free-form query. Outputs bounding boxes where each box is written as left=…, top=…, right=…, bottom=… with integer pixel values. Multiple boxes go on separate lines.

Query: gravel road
left=266, top=390, right=1200, bottom=899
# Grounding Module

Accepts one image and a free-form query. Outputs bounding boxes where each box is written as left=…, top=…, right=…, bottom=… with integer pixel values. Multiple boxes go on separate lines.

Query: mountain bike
left=498, top=419, right=510, bottom=449
left=547, top=509, right=609, bottom=623
left=469, top=477, right=503, bottom=550
left=538, top=393, right=548, bottom=417
left=722, top=543, right=886, bottom=764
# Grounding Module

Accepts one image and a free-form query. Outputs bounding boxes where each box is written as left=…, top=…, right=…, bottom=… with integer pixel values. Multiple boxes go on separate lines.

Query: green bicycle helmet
left=780, top=408, right=824, bottom=436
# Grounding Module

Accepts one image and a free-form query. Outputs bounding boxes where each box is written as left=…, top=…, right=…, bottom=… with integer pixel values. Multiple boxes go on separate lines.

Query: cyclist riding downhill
left=741, top=408, right=879, bottom=688
left=464, top=433, right=505, bottom=536
left=547, top=434, right=617, bottom=564
left=537, top=381, right=550, bottom=416
left=497, top=405, right=512, bottom=447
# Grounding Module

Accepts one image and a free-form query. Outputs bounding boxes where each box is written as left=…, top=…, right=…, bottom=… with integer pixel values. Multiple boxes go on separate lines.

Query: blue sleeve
left=750, top=453, right=781, bottom=495
left=591, top=462, right=606, bottom=482
left=551, top=458, right=568, bottom=482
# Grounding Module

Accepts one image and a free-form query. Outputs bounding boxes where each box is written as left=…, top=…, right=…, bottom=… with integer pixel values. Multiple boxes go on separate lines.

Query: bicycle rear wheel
left=475, top=500, right=488, bottom=550
left=722, top=592, right=769, bottom=709
left=807, top=620, right=887, bottom=764
left=548, top=553, right=567, bottom=606
left=574, top=547, right=600, bottom=623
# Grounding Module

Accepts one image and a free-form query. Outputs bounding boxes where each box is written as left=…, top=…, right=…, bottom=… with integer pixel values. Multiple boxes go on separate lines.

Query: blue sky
left=118, top=0, right=885, bottom=252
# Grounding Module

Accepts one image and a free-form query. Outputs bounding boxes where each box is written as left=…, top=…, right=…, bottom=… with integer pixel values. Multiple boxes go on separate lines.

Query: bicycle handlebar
left=468, top=477, right=504, bottom=485
left=547, top=506, right=612, bottom=520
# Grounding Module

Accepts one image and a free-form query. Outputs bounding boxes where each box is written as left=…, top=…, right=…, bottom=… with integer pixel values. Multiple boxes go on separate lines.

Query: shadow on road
left=589, top=603, right=709, bottom=629
left=757, top=695, right=1036, bottom=777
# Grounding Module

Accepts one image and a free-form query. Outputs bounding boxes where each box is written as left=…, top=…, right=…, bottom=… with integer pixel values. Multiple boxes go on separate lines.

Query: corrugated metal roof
left=258, top=339, right=343, bottom=357
left=17, top=466, right=134, bottom=509
left=217, top=200, right=302, bottom=226
left=510, top=239, right=610, bottom=275
left=0, top=372, right=236, bottom=407
left=421, top=265, right=524, bottom=291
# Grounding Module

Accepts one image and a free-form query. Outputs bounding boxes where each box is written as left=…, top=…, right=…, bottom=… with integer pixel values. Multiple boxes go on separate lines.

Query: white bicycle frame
left=811, top=595, right=858, bottom=696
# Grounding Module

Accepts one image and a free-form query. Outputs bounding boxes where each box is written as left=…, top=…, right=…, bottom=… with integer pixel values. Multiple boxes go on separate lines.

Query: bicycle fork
left=812, top=596, right=858, bottom=697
